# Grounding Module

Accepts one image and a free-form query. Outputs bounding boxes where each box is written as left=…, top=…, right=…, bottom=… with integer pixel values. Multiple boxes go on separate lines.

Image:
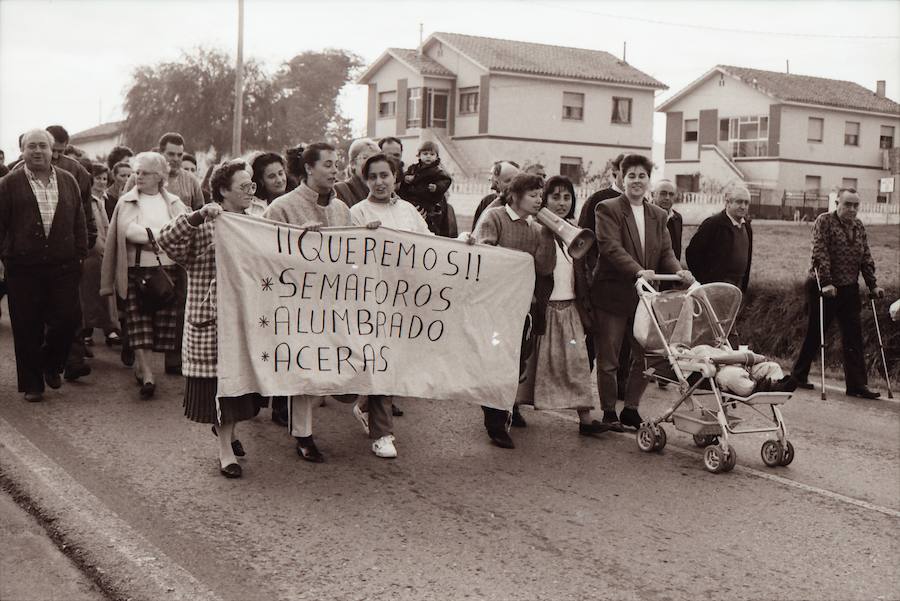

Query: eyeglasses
left=657, top=191, right=676, bottom=197
left=238, top=182, right=257, bottom=194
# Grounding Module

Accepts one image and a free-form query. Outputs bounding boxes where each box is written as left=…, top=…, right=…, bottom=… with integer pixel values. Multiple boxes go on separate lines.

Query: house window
left=880, top=125, right=895, bottom=149
left=844, top=121, right=860, bottom=146
left=675, top=174, right=700, bottom=193
left=560, top=156, right=582, bottom=184
left=611, top=97, right=632, bottom=124
left=719, top=118, right=729, bottom=141
left=841, top=178, right=858, bottom=191
left=406, top=87, right=422, bottom=128
left=459, top=87, right=479, bottom=114
left=724, top=115, right=769, bottom=157
left=805, top=175, right=822, bottom=194
left=562, top=92, right=584, bottom=121
left=808, top=117, right=824, bottom=142
left=377, top=91, right=396, bottom=118
left=684, top=119, right=699, bottom=142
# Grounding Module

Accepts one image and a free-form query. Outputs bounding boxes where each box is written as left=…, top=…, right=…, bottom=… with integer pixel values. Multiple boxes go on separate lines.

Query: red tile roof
left=431, top=32, right=666, bottom=88
left=388, top=48, right=455, bottom=77
left=70, top=120, right=125, bottom=142
left=720, top=65, right=900, bottom=115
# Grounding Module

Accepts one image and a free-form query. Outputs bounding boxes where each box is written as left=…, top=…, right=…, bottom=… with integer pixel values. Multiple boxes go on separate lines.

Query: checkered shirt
left=24, top=165, right=59, bottom=236
left=156, top=213, right=219, bottom=378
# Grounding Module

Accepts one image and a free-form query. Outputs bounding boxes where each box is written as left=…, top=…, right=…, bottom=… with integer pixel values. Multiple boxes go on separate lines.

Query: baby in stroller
left=687, top=344, right=798, bottom=397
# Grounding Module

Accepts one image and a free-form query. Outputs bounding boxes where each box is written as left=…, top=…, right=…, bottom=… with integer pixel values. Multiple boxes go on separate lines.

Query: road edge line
left=0, top=416, right=224, bottom=601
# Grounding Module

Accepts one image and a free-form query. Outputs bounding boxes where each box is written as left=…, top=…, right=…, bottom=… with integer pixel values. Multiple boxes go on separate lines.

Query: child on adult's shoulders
left=398, top=141, right=452, bottom=236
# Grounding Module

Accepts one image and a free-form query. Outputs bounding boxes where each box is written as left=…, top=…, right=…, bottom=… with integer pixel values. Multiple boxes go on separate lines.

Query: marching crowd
left=0, top=125, right=890, bottom=479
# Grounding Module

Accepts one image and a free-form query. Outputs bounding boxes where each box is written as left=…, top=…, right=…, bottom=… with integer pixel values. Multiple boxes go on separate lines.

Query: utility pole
left=231, top=0, right=245, bottom=156
left=623, top=41, right=627, bottom=63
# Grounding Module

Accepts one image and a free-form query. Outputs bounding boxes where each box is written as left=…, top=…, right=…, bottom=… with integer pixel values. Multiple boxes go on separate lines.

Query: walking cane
left=870, top=296, right=894, bottom=399
left=814, top=269, right=827, bottom=400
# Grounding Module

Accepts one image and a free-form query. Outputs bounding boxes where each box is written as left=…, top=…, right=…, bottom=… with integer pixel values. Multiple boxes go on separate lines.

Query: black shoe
left=271, top=410, right=289, bottom=428
left=165, top=365, right=182, bottom=376
left=43, top=370, right=62, bottom=389
left=219, top=462, right=242, bottom=478
left=24, top=391, right=43, bottom=402
left=846, top=387, right=880, bottom=400
left=64, top=364, right=91, bottom=381
left=105, top=332, right=122, bottom=346
left=510, top=406, right=527, bottom=428
left=83, top=346, right=95, bottom=358
left=139, top=381, right=155, bottom=399
left=296, top=436, right=324, bottom=463
left=579, top=420, right=611, bottom=437
left=601, top=410, right=625, bottom=433
left=212, top=426, right=246, bottom=457
left=488, top=430, right=515, bottom=449
left=121, top=347, right=135, bottom=367
left=391, top=404, right=404, bottom=417
left=793, top=376, right=814, bottom=390
left=619, top=407, right=643, bottom=430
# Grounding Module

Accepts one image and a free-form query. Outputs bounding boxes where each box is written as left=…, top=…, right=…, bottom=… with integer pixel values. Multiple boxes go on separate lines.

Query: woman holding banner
left=349, top=153, right=435, bottom=459
left=156, top=160, right=264, bottom=479
left=472, top=172, right=557, bottom=449
left=263, top=142, right=356, bottom=464
left=517, top=176, right=608, bottom=436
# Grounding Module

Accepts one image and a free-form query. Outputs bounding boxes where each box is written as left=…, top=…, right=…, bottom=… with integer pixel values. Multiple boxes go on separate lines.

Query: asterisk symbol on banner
left=258, top=315, right=270, bottom=328
left=261, top=351, right=270, bottom=362
left=261, top=277, right=274, bottom=291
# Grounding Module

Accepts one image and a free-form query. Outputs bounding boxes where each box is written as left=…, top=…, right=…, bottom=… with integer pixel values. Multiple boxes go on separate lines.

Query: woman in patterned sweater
left=156, top=160, right=264, bottom=479
left=472, top=172, right=556, bottom=449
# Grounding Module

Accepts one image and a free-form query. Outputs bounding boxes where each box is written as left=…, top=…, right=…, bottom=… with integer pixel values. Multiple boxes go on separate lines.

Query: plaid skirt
left=125, top=266, right=179, bottom=351
left=183, top=377, right=263, bottom=425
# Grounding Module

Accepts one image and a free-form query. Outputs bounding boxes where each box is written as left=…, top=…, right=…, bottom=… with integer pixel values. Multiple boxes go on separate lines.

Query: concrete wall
left=426, top=41, right=485, bottom=138
left=453, top=137, right=648, bottom=180
left=778, top=104, right=899, bottom=167
left=70, top=135, right=123, bottom=161
left=367, top=59, right=424, bottom=140
left=484, top=74, right=655, bottom=148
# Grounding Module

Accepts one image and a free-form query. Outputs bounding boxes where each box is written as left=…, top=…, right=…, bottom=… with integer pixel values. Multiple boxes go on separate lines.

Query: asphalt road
left=1, top=319, right=898, bottom=601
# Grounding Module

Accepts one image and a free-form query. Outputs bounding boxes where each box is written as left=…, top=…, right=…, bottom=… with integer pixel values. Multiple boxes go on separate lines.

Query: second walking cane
left=870, top=297, right=894, bottom=399
left=814, top=269, right=826, bottom=400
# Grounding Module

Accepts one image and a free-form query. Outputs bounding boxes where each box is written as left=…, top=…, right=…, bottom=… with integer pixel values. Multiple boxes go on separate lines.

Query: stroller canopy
left=636, top=283, right=743, bottom=351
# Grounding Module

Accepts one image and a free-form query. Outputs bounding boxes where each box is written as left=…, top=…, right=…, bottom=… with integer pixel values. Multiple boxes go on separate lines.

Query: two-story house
left=358, top=32, right=667, bottom=183
left=659, top=65, right=900, bottom=205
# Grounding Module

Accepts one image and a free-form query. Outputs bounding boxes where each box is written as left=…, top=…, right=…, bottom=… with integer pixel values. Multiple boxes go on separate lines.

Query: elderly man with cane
left=791, top=188, right=884, bottom=399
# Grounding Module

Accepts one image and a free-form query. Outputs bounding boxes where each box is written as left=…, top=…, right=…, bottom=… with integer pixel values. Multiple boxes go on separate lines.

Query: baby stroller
left=631, top=275, right=795, bottom=474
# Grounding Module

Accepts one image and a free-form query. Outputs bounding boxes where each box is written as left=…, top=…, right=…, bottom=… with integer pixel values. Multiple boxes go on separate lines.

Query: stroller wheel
left=636, top=425, right=657, bottom=452
left=761, top=440, right=784, bottom=467
left=723, top=445, right=737, bottom=472
left=780, top=441, right=795, bottom=466
left=653, top=426, right=667, bottom=452
left=703, top=446, right=726, bottom=473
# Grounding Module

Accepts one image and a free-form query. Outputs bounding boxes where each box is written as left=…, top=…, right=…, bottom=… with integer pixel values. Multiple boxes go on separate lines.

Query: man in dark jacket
left=0, top=130, right=88, bottom=401
left=686, top=186, right=753, bottom=292
left=653, top=179, right=683, bottom=261
left=471, top=160, right=519, bottom=229
left=591, top=154, right=693, bottom=431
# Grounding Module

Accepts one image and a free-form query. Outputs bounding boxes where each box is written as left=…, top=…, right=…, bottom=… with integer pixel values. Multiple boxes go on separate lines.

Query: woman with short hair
left=156, top=160, right=264, bottom=478
left=101, top=152, right=187, bottom=398
left=248, top=152, right=288, bottom=216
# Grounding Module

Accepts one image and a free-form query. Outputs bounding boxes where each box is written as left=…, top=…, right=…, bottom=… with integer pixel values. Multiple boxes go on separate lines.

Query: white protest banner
left=215, top=212, right=534, bottom=410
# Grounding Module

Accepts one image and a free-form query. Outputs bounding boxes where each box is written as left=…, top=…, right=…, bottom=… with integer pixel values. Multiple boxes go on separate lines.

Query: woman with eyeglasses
left=155, top=160, right=265, bottom=479
left=101, top=152, right=187, bottom=398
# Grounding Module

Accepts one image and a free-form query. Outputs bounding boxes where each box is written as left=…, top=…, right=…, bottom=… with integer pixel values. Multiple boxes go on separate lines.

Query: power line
left=528, top=1, right=900, bottom=40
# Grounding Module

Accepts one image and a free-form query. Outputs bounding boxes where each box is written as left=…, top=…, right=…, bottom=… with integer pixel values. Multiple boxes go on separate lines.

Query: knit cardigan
left=263, top=182, right=351, bottom=227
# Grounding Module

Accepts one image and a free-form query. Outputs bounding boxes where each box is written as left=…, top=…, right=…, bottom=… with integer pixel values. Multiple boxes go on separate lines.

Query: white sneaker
left=352, top=403, right=370, bottom=435
left=372, top=435, right=397, bottom=458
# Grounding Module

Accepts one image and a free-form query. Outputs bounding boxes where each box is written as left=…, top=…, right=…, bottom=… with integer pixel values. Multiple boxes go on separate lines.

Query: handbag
left=134, top=227, right=176, bottom=312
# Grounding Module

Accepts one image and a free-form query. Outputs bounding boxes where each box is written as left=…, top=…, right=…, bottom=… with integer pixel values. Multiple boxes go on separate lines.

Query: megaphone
left=536, top=208, right=596, bottom=259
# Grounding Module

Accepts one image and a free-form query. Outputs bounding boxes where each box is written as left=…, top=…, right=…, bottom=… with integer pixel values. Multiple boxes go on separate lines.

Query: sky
left=1, top=0, right=898, bottom=161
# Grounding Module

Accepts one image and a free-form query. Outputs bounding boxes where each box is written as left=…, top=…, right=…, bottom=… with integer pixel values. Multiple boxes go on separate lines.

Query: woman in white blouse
left=101, top=152, right=187, bottom=398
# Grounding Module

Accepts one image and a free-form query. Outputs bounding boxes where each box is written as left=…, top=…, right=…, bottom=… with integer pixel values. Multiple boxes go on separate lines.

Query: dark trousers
left=792, top=280, right=867, bottom=390
left=164, top=266, right=187, bottom=371
left=6, top=264, right=81, bottom=393
left=593, top=308, right=648, bottom=411
left=587, top=316, right=633, bottom=400
left=368, top=395, right=393, bottom=439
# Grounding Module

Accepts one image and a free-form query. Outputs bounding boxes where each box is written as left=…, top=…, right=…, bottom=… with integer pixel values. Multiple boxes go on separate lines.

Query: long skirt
left=183, top=377, right=262, bottom=425
left=80, top=251, right=118, bottom=331
left=124, top=266, right=178, bottom=351
left=521, top=300, right=594, bottom=411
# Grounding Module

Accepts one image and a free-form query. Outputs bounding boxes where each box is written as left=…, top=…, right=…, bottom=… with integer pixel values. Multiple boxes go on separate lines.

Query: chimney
left=876, top=80, right=886, bottom=97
